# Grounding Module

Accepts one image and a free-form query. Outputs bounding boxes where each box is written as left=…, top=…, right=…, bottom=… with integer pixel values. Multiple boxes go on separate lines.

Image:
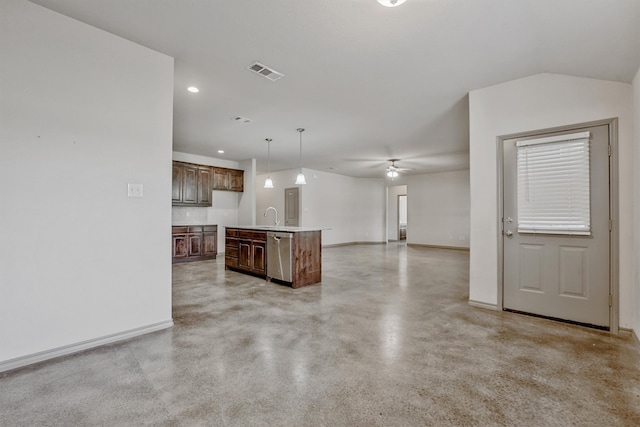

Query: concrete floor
left=1, top=244, right=639, bottom=426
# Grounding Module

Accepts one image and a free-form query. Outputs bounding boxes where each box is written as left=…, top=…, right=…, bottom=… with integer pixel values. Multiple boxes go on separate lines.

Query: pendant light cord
left=297, top=128, right=305, bottom=171
left=266, top=138, right=271, bottom=176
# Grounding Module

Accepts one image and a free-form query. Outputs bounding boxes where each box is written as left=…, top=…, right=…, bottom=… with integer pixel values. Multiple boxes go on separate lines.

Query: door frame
left=284, top=187, right=300, bottom=227
left=496, top=118, right=619, bottom=334
left=398, top=194, right=407, bottom=241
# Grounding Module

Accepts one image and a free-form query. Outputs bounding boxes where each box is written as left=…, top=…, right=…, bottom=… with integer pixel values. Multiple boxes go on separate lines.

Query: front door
left=284, top=187, right=299, bottom=227
left=503, top=124, right=610, bottom=328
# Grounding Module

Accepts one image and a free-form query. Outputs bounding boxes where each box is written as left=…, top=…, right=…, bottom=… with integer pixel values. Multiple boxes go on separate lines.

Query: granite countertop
left=229, top=225, right=324, bottom=232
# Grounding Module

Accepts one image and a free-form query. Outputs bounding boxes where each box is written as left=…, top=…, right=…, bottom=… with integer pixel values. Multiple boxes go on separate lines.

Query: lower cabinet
left=172, top=225, right=217, bottom=263
left=225, top=228, right=266, bottom=277
left=238, top=239, right=266, bottom=275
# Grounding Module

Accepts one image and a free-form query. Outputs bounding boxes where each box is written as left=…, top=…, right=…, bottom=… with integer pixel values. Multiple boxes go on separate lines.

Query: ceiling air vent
left=231, top=116, right=252, bottom=123
left=247, top=61, right=284, bottom=81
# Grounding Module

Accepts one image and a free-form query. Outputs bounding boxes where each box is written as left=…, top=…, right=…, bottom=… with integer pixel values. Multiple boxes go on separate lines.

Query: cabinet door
left=203, top=231, right=217, bottom=257
left=172, top=164, right=183, bottom=203
left=182, top=164, right=198, bottom=204
left=173, top=235, right=188, bottom=258
left=229, top=169, right=244, bottom=192
left=213, top=168, right=229, bottom=190
left=198, top=167, right=213, bottom=206
left=188, top=234, right=202, bottom=256
left=238, top=240, right=252, bottom=270
left=252, top=241, right=266, bottom=274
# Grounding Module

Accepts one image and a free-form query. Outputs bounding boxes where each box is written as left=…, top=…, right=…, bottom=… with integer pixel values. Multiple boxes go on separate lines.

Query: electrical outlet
left=128, top=183, right=143, bottom=197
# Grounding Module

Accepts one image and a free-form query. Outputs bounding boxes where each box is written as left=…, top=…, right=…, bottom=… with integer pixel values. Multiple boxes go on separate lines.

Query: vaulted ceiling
left=30, top=0, right=640, bottom=177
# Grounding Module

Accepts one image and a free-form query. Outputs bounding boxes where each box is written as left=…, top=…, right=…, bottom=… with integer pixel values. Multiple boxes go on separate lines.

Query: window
left=516, top=131, right=591, bottom=235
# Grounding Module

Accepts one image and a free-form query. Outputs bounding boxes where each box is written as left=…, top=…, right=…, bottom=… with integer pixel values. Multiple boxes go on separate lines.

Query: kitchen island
left=224, top=226, right=322, bottom=288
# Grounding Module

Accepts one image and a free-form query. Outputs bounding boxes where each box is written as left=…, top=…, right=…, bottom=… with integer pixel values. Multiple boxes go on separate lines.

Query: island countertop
left=228, top=225, right=324, bottom=233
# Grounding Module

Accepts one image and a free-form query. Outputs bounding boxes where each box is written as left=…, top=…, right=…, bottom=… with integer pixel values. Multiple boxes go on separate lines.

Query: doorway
left=387, top=185, right=407, bottom=242
left=398, top=195, right=407, bottom=241
left=284, top=187, right=299, bottom=227
left=499, top=120, right=618, bottom=330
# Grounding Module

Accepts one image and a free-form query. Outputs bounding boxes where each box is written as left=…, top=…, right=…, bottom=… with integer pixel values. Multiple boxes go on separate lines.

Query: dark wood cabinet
left=290, top=230, right=322, bottom=288
left=225, top=228, right=239, bottom=269
left=172, top=164, right=184, bottom=204
left=172, top=161, right=214, bottom=207
left=225, top=228, right=266, bottom=277
left=172, top=232, right=188, bottom=259
left=172, top=225, right=217, bottom=263
left=213, top=167, right=244, bottom=192
left=238, top=238, right=266, bottom=274
left=198, top=167, right=213, bottom=205
left=224, top=227, right=321, bottom=287
left=203, top=231, right=217, bottom=257
left=173, top=162, right=243, bottom=205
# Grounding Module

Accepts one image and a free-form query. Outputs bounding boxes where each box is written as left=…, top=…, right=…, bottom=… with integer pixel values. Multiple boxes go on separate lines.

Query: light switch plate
left=128, top=183, right=143, bottom=197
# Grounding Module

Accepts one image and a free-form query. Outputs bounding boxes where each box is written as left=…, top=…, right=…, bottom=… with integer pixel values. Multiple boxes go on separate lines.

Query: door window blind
left=516, top=131, right=591, bottom=235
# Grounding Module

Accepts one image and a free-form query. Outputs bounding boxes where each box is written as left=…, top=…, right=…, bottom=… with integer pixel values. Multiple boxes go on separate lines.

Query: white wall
left=256, top=169, right=470, bottom=248
left=633, top=67, right=640, bottom=338
left=351, top=178, right=387, bottom=243
left=256, top=169, right=387, bottom=246
left=406, top=170, right=470, bottom=249
left=237, top=158, right=257, bottom=227
left=172, top=152, right=242, bottom=252
left=0, top=0, right=174, bottom=368
left=255, top=169, right=299, bottom=227
left=469, top=73, right=634, bottom=328
left=387, top=186, right=407, bottom=241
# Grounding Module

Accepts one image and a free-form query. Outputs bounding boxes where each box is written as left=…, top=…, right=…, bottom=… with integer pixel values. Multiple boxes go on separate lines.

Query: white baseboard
left=323, top=241, right=386, bottom=248
left=633, top=329, right=640, bottom=350
left=468, top=299, right=499, bottom=311
left=407, top=243, right=470, bottom=251
left=0, top=320, right=173, bottom=374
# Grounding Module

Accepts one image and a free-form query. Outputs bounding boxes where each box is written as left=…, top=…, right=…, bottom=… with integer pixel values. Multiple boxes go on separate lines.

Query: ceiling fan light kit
left=385, top=159, right=411, bottom=180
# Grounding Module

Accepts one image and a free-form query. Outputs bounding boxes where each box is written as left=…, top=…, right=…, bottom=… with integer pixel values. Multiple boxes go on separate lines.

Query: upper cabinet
left=213, top=167, right=244, bottom=192
left=173, top=161, right=213, bottom=206
left=173, top=161, right=244, bottom=207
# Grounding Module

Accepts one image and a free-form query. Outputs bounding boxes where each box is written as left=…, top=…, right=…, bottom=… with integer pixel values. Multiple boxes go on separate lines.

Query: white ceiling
left=30, top=0, right=640, bottom=178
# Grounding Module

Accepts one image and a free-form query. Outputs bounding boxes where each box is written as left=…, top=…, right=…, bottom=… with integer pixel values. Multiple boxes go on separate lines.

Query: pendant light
left=295, top=128, right=307, bottom=185
left=264, top=138, right=274, bottom=189
left=377, top=0, right=407, bottom=7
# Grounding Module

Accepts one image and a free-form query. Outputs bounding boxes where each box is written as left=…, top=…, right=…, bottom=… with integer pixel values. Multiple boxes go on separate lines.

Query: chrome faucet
left=264, top=206, right=280, bottom=226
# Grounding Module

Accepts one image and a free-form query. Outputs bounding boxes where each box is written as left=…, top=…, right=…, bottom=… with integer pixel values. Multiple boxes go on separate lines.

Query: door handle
left=504, top=230, right=513, bottom=237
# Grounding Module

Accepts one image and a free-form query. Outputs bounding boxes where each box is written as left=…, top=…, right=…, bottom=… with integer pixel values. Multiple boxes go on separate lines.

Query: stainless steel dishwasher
left=267, top=231, right=293, bottom=282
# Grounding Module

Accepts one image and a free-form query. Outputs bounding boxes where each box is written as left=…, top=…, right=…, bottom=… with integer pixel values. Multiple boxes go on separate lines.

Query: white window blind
left=516, top=131, right=591, bottom=235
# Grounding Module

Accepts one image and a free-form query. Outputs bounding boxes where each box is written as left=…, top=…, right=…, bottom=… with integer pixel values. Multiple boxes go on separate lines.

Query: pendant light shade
left=377, top=0, right=407, bottom=7
left=296, top=128, right=306, bottom=185
left=295, top=172, right=307, bottom=185
left=264, top=138, right=274, bottom=189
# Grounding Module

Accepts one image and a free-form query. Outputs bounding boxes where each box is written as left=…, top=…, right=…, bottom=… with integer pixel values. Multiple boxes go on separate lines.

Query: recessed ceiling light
left=187, top=86, right=199, bottom=93
left=218, top=150, right=224, bottom=154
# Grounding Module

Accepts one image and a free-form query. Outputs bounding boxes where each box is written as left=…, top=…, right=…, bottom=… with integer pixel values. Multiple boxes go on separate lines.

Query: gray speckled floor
left=1, top=244, right=639, bottom=426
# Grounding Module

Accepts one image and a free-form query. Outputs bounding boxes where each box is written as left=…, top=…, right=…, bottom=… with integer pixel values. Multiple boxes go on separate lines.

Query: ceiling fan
left=386, top=159, right=412, bottom=179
